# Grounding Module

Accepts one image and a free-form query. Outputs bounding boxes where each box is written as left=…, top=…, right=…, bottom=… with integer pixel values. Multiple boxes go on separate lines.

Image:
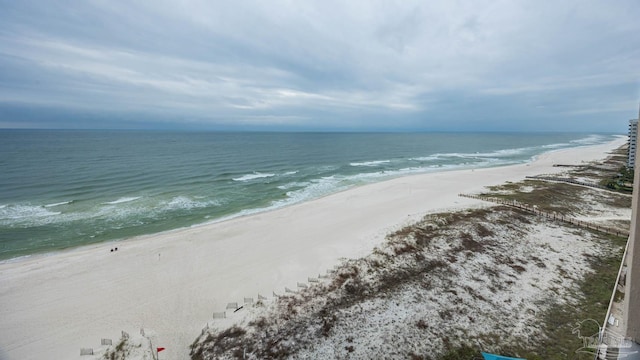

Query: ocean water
left=0, top=130, right=617, bottom=261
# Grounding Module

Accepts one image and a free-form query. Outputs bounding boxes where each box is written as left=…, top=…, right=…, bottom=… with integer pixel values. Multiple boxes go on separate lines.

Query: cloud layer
left=0, top=1, right=638, bottom=131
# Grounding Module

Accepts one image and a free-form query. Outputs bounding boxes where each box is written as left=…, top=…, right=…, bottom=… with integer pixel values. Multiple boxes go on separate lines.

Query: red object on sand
left=157, top=347, right=166, bottom=352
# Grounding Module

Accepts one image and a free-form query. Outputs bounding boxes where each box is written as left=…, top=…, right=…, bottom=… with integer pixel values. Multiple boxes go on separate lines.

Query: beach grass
left=445, top=152, right=629, bottom=359
left=484, top=180, right=587, bottom=214
left=442, top=232, right=625, bottom=360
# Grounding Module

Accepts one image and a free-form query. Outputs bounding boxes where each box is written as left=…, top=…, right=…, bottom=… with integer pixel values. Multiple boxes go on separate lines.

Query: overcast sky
left=0, top=1, right=638, bottom=132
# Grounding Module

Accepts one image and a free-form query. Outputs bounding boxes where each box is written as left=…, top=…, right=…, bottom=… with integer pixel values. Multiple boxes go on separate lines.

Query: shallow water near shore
left=0, top=130, right=618, bottom=260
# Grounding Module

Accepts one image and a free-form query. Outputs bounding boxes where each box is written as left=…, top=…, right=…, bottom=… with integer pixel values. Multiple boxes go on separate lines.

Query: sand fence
left=459, top=193, right=629, bottom=237
left=80, top=329, right=161, bottom=359
left=205, top=271, right=336, bottom=334
left=78, top=331, right=125, bottom=356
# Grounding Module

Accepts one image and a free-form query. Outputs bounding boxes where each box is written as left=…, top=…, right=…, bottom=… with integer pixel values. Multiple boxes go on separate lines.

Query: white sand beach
left=0, top=137, right=627, bottom=360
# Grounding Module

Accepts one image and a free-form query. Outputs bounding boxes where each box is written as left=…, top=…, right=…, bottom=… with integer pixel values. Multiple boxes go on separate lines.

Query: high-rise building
left=621, top=105, right=640, bottom=358
left=630, top=105, right=640, bottom=168
left=629, top=119, right=638, bottom=168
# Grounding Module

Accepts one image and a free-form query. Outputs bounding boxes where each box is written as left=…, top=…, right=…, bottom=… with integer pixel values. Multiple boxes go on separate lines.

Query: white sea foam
left=214, top=176, right=356, bottom=222
left=571, top=134, right=604, bottom=145
left=102, top=196, right=142, bottom=205
left=44, top=200, right=73, bottom=208
left=412, top=147, right=532, bottom=162
left=0, top=204, right=61, bottom=221
left=272, top=164, right=462, bottom=208
left=411, top=153, right=478, bottom=162
left=447, top=148, right=526, bottom=158
left=541, top=142, right=569, bottom=149
left=275, top=166, right=438, bottom=206
left=1, top=194, right=224, bottom=228
left=161, top=196, right=220, bottom=211
left=409, top=155, right=440, bottom=162
left=271, top=177, right=348, bottom=209
left=277, top=181, right=311, bottom=190
left=275, top=170, right=417, bottom=209
left=94, top=195, right=221, bottom=222
left=233, top=172, right=276, bottom=182
left=350, top=160, right=391, bottom=167
left=477, top=148, right=528, bottom=157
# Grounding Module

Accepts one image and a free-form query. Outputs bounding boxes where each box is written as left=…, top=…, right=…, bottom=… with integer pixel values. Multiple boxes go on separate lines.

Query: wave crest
left=0, top=204, right=61, bottom=221
left=233, top=172, right=276, bottom=182
left=45, top=200, right=74, bottom=208
left=350, top=160, right=391, bottom=167
left=102, top=197, right=142, bottom=205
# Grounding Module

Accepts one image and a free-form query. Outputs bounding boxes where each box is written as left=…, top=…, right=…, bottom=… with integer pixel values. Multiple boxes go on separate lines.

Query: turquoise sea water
left=0, top=131, right=618, bottom=261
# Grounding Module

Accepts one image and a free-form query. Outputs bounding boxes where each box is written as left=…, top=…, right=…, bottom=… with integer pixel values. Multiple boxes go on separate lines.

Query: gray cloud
left=0, top=0, right=638, bottom=131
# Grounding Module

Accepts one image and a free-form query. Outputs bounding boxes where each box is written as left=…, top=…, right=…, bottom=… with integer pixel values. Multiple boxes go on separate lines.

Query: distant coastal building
left=598, top=105, right=640, bottom=359
left=629, top=119, right=638, bottom=168
left=618, top=105, right=640, bottom=358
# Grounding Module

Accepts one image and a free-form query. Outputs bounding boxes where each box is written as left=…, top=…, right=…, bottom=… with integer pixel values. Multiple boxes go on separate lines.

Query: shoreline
left=0, top=136, right=627, bottom=360
left=0, top=137, right=626, bottom=265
